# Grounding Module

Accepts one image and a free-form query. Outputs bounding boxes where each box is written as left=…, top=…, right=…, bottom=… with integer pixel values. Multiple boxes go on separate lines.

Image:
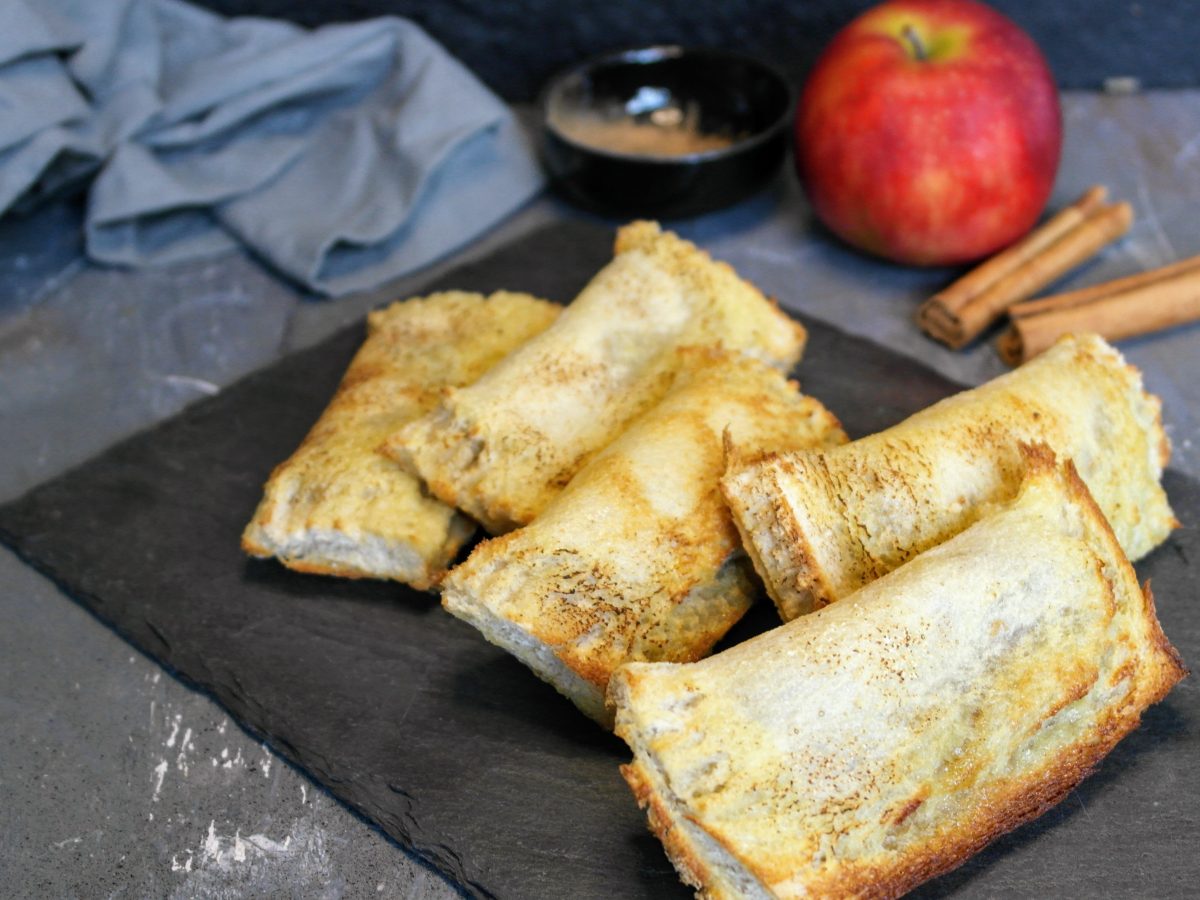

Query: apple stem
left=902, top=24, right=928, bottom=61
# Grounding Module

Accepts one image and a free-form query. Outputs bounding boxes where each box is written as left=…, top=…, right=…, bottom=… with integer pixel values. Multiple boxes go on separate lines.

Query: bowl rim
left=538, top=44, right=794, bottom=165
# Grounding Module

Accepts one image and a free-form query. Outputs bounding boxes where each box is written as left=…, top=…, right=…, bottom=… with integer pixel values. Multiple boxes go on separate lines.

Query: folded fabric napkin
left=0, top=0, right=544, bottom=295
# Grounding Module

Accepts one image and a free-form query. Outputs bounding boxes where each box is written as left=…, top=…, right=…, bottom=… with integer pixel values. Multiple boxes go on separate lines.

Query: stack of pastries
left=243, top=222, right=1184, bottom=898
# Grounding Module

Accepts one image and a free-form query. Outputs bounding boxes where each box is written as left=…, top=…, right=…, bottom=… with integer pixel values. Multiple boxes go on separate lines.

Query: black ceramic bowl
left=540, top=46, right=793, bottom=219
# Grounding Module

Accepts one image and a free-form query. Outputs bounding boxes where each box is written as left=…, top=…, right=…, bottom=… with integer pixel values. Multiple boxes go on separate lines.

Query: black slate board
left=1, top=221, right=1197, bottom=899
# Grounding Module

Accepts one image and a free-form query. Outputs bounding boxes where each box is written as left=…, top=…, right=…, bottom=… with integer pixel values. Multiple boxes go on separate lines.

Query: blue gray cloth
left=0, top=0, right=545, bottom=295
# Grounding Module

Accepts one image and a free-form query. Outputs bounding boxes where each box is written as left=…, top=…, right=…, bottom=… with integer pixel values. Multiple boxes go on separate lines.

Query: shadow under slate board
left=1, top=221, right=1196, bottom=900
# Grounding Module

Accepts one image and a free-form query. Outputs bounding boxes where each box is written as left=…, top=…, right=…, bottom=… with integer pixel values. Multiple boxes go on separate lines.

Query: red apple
left=794, top=0, right=1062, bottom=266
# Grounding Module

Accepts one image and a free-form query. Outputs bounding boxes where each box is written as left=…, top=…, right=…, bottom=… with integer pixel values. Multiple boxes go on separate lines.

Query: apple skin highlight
left=795, top=0, right=1062, bottom=266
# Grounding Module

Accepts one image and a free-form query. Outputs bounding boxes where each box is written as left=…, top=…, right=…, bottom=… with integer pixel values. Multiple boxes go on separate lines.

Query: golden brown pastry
left=241, top=291, right=559, bottom=589
left=612, top=448, right=1185, bottom=900
left=441, top=352, right=846, bottom=725
left=723, top=332, right=1176, bottom=619
left=385, top=222, right=807, bottom=534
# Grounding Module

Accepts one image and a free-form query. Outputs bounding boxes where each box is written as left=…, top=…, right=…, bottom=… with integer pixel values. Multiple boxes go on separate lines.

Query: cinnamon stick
left=925, top=185, right=1107, bottom=311
left=917, top=185, right=1106, bottom=345
left=1009, top=252, right=1200, bottom=318
left=917, top=186, right=1133, bottom=348
left=997, top=261, right=1200, bottom=365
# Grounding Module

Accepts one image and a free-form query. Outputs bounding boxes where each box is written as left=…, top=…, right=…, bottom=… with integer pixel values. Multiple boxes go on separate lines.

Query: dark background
left=193, top=1, right=1194, bottom=101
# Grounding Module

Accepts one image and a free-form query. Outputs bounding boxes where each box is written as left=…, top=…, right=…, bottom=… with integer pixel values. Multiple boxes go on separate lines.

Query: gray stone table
left=2, top=91, right=1198, bottom=898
